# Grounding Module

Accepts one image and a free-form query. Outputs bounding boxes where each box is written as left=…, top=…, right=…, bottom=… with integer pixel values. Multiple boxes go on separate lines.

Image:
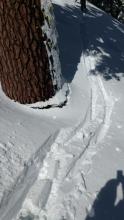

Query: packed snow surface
left=0, top=0, right=124, bottom=220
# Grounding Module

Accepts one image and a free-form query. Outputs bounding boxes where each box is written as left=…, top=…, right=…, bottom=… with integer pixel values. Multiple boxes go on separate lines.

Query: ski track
left=0, top=132, right=59, bottom=220
left=15, top=68, right=115, bottom=220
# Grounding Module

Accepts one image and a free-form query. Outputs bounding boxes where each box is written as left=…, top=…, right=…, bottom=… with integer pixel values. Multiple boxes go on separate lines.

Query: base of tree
left=0, top=82, right=69, bottom=109
left=27, top=83, right=69, bottom=109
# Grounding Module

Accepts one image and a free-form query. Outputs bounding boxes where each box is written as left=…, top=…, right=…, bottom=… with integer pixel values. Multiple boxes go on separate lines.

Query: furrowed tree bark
left=0, top=0, right=61, bottom=104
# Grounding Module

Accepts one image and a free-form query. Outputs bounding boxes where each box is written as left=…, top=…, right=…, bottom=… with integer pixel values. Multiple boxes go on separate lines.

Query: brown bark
left=0, top=0, right=56, bottom=104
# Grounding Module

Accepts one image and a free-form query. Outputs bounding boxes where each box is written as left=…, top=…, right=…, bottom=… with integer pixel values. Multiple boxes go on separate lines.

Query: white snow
left=0, top=0, right=124, bottom=220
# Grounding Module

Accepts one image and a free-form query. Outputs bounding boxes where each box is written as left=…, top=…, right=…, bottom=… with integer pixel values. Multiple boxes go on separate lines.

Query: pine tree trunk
left=0, top=0, right=61, bottom=104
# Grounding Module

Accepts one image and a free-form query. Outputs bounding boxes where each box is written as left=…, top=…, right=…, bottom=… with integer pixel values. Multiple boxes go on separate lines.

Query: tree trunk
left=0, top=0, right=62, bottom=104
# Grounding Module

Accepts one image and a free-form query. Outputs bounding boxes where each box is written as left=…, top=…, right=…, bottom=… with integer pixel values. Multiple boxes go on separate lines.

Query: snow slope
left=0, top=0, right=124, bottom=220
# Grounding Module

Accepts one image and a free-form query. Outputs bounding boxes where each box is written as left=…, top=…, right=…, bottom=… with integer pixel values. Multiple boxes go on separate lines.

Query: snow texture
left=0, top=0, right=124, bottom=220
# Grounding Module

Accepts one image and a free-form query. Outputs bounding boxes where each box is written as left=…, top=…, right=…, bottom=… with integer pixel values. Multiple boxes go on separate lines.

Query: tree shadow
left=53, top=3, right=84, bottom=82
left=53, top=3, right=124, bottom=82
left=81, top=5, right=124, bottom=81
left=85, top=170, right=124, bottom=220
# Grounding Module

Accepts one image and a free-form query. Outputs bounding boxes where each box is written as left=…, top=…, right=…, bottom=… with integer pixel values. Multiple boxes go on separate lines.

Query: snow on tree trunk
left=41, top=0, right=62, bottom=90
left=0, top=0, right=62, bottom=104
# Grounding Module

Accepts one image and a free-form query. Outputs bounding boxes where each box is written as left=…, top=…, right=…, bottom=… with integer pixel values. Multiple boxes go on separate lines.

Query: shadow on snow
left=53, top=3, right=124, bottom=82
left=85, top=170, right=124, bottom=220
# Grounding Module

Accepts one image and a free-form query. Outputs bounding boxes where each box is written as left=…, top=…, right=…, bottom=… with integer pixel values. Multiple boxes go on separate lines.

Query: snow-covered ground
left=0, top=0, right=124, bottom=220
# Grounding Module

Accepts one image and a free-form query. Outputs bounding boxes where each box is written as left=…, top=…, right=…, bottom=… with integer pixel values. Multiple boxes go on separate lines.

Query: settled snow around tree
left=0, top=0, right=124, bottom=220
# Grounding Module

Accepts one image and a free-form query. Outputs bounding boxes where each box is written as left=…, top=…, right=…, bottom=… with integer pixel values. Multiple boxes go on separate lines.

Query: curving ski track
left=14, top=65, right=114, bottom=220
